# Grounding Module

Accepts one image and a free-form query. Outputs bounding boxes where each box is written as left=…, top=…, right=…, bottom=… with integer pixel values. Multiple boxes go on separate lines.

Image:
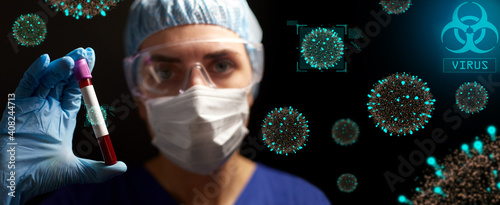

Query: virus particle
left=337, top=173, right=358, bottom=193
left=84, top=104, right=108, bottom=126
left=380, top=0, right=412, bottom=15
left=12, top=14, right=47, bottom=47
left=45, top=0, right=121, bottom=19
left=399, top=126, right=500, bottom=204
left=300, top=27, right=345, bottom=70
left=261, top=106, right=309, bottom=156
left=367, top=73, right=436, bottom=136
left=331, top=118, right=360, bottom=146
left=455, top=82, right=488, bottom=114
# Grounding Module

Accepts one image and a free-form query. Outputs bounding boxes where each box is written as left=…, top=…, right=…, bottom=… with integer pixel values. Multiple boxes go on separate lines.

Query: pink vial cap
left=74, top=59, right=92, bottom=82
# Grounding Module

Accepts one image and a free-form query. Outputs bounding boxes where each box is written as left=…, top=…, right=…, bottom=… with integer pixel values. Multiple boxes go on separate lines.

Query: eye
left=154, top=63, right=174, bottom=81
left=213, top=60, right=235, bottom=73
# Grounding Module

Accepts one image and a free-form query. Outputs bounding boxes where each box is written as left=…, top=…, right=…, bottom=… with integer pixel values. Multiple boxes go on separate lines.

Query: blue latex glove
left=0, top=48, right=127, bottom=205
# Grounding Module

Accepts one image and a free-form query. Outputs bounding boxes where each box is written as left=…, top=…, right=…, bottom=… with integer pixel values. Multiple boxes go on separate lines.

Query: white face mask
left=144, top=85, right=250, bottom=175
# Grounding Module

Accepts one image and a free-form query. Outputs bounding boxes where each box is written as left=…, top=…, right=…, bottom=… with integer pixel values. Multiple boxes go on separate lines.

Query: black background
left=1, top=0, right=500, bottom=204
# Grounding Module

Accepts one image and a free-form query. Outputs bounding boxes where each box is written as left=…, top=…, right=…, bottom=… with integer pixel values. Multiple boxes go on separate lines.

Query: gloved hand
left=0, top=48, right=127, bottom=205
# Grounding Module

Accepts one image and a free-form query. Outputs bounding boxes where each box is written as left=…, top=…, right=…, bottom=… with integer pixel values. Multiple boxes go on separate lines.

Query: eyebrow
left=150, top=49, right=240, bottom=63
left=150, top=54, right=180, bottom=63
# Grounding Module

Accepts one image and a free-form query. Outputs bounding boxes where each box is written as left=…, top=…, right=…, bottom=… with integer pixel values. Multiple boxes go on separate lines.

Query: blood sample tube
left=73, top=59, right=117, bottom=165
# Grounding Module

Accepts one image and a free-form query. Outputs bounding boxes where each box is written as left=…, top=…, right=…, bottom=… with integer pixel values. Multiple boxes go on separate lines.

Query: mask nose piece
left=180, top=63, right=217, bottom=94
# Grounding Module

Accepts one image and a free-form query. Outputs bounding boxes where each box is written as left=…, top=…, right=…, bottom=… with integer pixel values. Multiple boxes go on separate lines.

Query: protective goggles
left=123, top=38, right=264, bottom=99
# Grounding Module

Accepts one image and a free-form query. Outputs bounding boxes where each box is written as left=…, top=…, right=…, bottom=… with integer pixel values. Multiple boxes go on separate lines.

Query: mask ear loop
left=179, top=63, right=217, bottom=94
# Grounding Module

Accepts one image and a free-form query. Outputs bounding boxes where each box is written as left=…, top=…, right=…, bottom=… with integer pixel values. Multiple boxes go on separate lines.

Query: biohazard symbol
left=441, top=2, right=499, bottom=54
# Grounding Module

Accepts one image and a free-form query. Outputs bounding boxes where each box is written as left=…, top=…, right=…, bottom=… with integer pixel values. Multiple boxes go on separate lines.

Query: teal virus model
left=12, top=14, right=47, bottom=47
left=45, top=0, right=121, bottom=19
left=261, top=106, right=309, bottom=156
left=84, top=105, right=108, bottom=127
left=399, top=126, right=500, bottom=204
left=455, top=82, right=488, bottom=114
left=331, top=118, right=360, bottom=146
left=337, top=173, right=358, bottom=193
left=367, top=73, right=435, bottom=136
left=300, top=27, right=344, bottom=70
left=380, top=0, right=412, bottom=15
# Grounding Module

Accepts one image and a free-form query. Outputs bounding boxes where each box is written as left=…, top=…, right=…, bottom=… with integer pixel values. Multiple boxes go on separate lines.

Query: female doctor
left=0, top=0, right=330, bottom=204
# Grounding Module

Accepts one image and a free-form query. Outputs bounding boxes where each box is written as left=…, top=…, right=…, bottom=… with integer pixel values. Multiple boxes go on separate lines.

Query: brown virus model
left=398, top=126, right=500, bottom=204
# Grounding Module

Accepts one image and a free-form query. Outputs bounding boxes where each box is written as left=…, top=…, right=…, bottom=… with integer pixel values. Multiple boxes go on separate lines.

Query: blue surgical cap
left=124, top=0, right=264, bottom=99
left=124, top=0, right=263, bottom=56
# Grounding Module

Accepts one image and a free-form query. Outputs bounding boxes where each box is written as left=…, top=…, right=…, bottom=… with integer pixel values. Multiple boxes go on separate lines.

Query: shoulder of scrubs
left=236, top=163, right=331, bottom=205
left=38, top=165, right=177, bottom=205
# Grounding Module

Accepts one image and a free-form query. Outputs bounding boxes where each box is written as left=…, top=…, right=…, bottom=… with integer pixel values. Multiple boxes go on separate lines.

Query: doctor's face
left=134, top=24, right=255, bottom=130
